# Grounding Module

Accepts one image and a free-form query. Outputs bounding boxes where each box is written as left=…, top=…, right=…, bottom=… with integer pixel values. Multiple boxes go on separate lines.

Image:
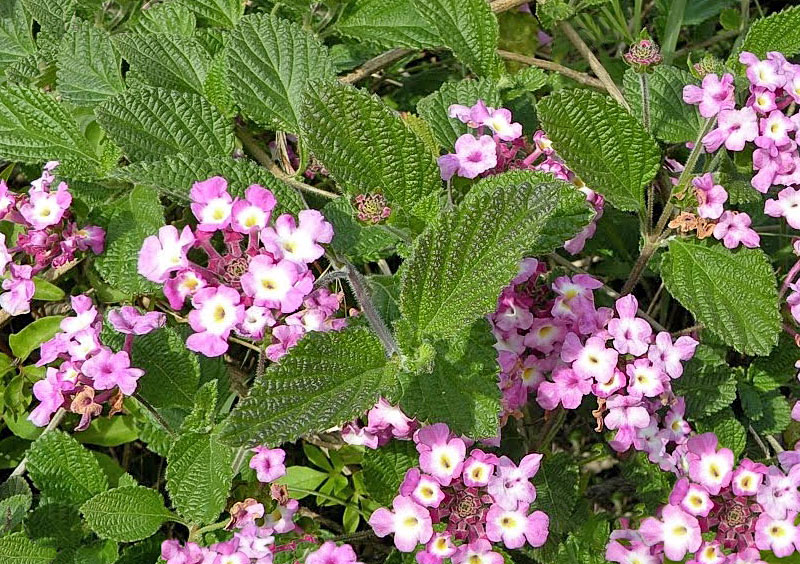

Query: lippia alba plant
left=3, top=0, right=800, bottom=563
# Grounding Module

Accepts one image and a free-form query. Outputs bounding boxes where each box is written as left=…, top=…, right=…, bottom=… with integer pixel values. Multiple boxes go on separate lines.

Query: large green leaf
left=95, top=87, right=233, bottom=162
left=661, top=239, right=780, bottom=356
left=398, top=178, right=589, bottom=346
left=0, top=84, right=99, bottom=164
left=400, top=320, right=500, bottom=438
left=131, top=326, right=200, bottom=411
left=335, top=0, right=439, bottom=49
left=226, top=14, right=334, bottom=133
left=218, top=327, right=397, bottom=447
left=20, top=0, right=74, bottom=37
left=26, top=430, right=109, bottom=506
left=696, top=408, right=746, bottom=457
left=114, top=32, right=210, bottom=94
left=362, top=440, right=418, bottom=506
left=129, top=2, right=196, bottom=35
left=56, top=21, right=124, bottom=107
left=300, top=80, right=441, bottom=221
left=730, top=5, right=800, bottom=68
left=531, top=452, right=579, bottom=536
left=537, top=89, right=661, bottom=212
left=416, top=77, right=501, bottom=150
left=0, top=533, right=57, bottom=563
left=624, top=66, right=703, bottom=144
left=410, top=0, right=500, bottom=78
left=108, top=154, right=304, bottom=214
left=179, top=0, right=243, bottom=28
left=0, top=2, right=35, bottom=75
left=673, top=365, right=738, bottom=418
left=80, top=486, right=174, bottom=542
left=9, top=315, right=64, bottom=361
left=166, top=432, right=234, bottom=525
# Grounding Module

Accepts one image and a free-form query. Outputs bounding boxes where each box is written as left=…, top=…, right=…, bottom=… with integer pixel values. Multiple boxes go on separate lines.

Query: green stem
left=638, top=73, right=650, bottom=132
left=134, top=393, right=176, bottom=437
left=189, top=519, right=229, bottom=543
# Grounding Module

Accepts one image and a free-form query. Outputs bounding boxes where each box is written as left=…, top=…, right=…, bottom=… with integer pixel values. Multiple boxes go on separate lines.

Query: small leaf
left=56, top=21, right=124, bottom=107
left=323, top=197, right=399, bottom=264
left=179, top=0, right=243, bottom=28
left=750, top=393, right=792, bottom=435
left=9, top=316, right=65, bottom=361
left=537, top=89, right=661, bottom=212
left=0, top=532, right=57, bottom=563
left=226, top=14, right=334, bottom=133
left=673, top=366, right=738, bottom=418
left=0, top=2, right=36, bottom=75
left=661, top=239, right=780, bottom=356
left=180, top=381, right=218, bottom=433
left=531, top=452, right=579, bottom=536
left=696, top=408, right=746, bottom=457
left=20, top=0, right=75, bottom=37
left=275, top=466, right=329, bottom=499
left=32, top=277, right=65, bottom=301
left=80, top=486, right=174, bottom=543
left=0, top=476, right=32, bottom=533
left=131, top=326, right=201, bottom=410
left=129, top=2, right=195, bottom=35
left=218, top=327, right=397, bottom=447
left=362, top=441, right=418, bottom=506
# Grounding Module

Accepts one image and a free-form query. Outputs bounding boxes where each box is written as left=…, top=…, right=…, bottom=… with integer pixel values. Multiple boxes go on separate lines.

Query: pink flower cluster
left=608, top=434, right=800, bottom=563
left=438, top=101, right=603, bottom=255
left=341, top=398, right=419, bottom=449
left=368, top=422, right=549, bottom=560
left=29, top=297, right=162, bottom=430
left=490, top=259, right=698, bottom=458
left=137, top=176, right=344, bottom=358
left=0, top=162, right=105, bottom=315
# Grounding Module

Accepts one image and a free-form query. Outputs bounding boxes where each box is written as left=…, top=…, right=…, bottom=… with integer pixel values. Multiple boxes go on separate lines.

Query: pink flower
left=647, top=332, right=698, bottom=379
left=265, top=324, right=304, bottom=362
left=263, top=498, right=298, bottom=533
left=485, top=503, right=549, bottom=549
left=625, top=359, right=665, bottom=398
left=536, top=366, right=591, bottom=410
left=713, top=211, right=760, bottom=249
left=462, top=449, right=498, bottom=487
left=261, top=210, right=333, bottom=264
left=237, top=305, right=275, bottom=340
left=60, top=294, right=97, bottom=335
left=138, top=225, right=195, bottom=283
left=186, top=285, right=245, bottom=357
left=682, top=73, right=735, bottom=118
left=367, top=398, right=418, bottom=440
left=0, top=181, right=15, bottom=219
left=0, top=233, right=10, bottom=275
left=765, top=186, right=800, bottom=229
left=607, top=295, right=652, bottom=356
left=369, top=495, right=433, bottom=552
left=163, top=268, right=207, bottom=309
left=756, top=110, right=795, bottom=148
left=639, top=504, right=702, bottom=561
left=748, top=86, right=779, bottom=113
left=231, top=185, right=276, bottom=233
left=241, top=255, right=311, bottom=313
left=417, top=533, right=457, bottom=564
left=702, top=107, right=758, bottom=152
left=249, top=446, right=286, bottom=483
left=523, top=318, right=565, bottom=353
left=451, top=540, right=503, bottom=564
left=739, top=51, right=786, bottom=91
left=606, top=540, right=660, bottom=564
left=691, top=173, right=728, bottom=220
left=486, top=453, right=541, bottom=510
left=662, top=399, right=691, bottom=442
left=481, top=107, right=523, bottom=141
left=108, top=306, right=165, bottom=335
left=399, top=468, right=445, bottom=508
left=306, top=542, right=362, bottom=564
left=438, top=134, right=497, bottom=181
left=28, top=366, right=75, bottom=426
left=560, top=333, right=618, bottom=383
left=669, top=478, right=713, bottom=517
left=19, top=182, right=71, bottom=230
left=414, top=423, right=466, bottom=486
left=82, top=348, right=144, bottom=396
left=605, top=394, right=650, bottom=452
left=0, top=264, right=35, bottom=315
left=755, top=512, right=799, bottom=557
left=189, top=176, right=233, bottom=232
left=731, top=459, right=767, bottom=496
left=686, top=433, right=734, bottom=495
left=757, top=466, right=800, bottom=519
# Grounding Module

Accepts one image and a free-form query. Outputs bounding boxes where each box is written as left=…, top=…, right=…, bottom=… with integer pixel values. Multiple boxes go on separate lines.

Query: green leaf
left=673, top=365, right=738, bottom=418
left=114, top=32, right=210, bottom=94
left=531, top=452, right=579, bottom=536
left=398, top=178, right=589, bottom=346
left=0, top=476, right=32, bottom=533
left=180, top=381, right=218, bottom=433
left=226, top=14, right=334, bottom=133
left=26, top=430, right=109, bottom=506
left=738, top=382, right=764, bottom=421
left=323, top=197, right=399, bottom=264
left=661, top=239, right=781, bottom=356
left=9, top=316, right=64, bottom=361
left=20, top=0, right=75, bottom=37
left=80, top=486, right=174, bottom=543
left=32, top=277, right=65, bottom=301
left=335, top=0, right=439, bottom=49
left=96, top=87, right=234, bottom=162
left=75, top=416, right=139, bottom=447
left=179, top=0, right=243, bottom=28
left=275, top=466, right=328, bottom=499
left=131, top=326, right=201, bottom=410
left=362, top=440, right=418, bottom=506
left=730, top=5, right=800, bottom=69
left=166, top=432, right=234, bottom=525
left=696, top=408, right=746, bottom=457
left=56, top=21, right=124, bottom=107
left=749, top=334, right=800, bottom=391
left=366, top=274, right=402, bottom=325
left=218, top=327, right=397, bottom=447
left=416, top=77, right=501, bottom=150
left=400, top=320, right=500, bottom=437
left=410, top=0, right=501, bottom=78
left=0, top=84, right=99, bottom=165
left=93, top=185, right=164, bottom=297
left=624, top=66, right=703, bottom=144
left=25, top=503, right=84, bottom=549
left=751, top=393, right=792, bottom=435
left=0, top=533, right=57, bottom=563
left=204, top=50, right=234, bottom=116
left=129, top=2, right=196, bottom=35
left=0, top=2, right=35, bottom=75
left=108, top=154, right=304, bottom=214
left=537, top=89, right=661, bottom=212
left=300, top=80, right=441, bottom=221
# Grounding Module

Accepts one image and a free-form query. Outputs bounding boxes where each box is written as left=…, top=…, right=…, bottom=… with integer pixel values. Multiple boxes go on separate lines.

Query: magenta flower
left=400, top=468, right=445, bottom=508
left=739, top=51, right=786, bottom=91
left=757, top=466, right=800, bottom=519
left=108, top=306, right=165, bottom=335
left=486, top=453, right=541, bottom=510
left=163, top=268, right=207, bottom=309
left=186, top=285, right=245, bottom=357
left=0, top=264, right=35, bottom=315
left=731, top=459, right=767, bottom=496
left=713, top=211, right=760, bottom=249
left=691, top=173, right=728, bottom=220
left=137, top=225, right=195, bottom=283
left=415, top=423, right=466, bottom=486
left=481, top=107, right=523, bottom=141
left=765, top=186, right=800, bottom=229
left=605, top=394, right=650, bottom=452
left=625, top=359, right=665, bottom=398
left=0, top=181, right=15, bottom=219
left=82, top=348, right=144, bottom=396
left=417, top=533, right=457, bottom=564
left=647, top=332, right=698, bottom=379
left=669, top=477, right=713, bottom=517
left=19, top=182, right=72, bottom=230
left=438, top=134, right=498, bottom=181
left=756, top=110, right=795, bottom=148
left=241, top=255, right=311, bottom=313
left=462, top=449, right=498, bottom=487
left=230, top=185, right=276, bottom=233
left=682, top=73, right=735, bottom=118
left=0, top=233, right=10, bottom=274
left=560, top=333, right=618, bottom=383
left=702, top=107, right=759, bottom=152
left=686, top=433, right=734, bottom=495
left=369, top=495, right=433, bottom=552
left=639, top=504, right=702, bottom=561
left=260, top=210, right=333, bottom=264
left=367, top=398, right=418, bottom=440
left=249, top=446, right=286, bottom=483
left=755, top=512, right=799, bottom=557
left=485, top=502, right=549, bottom=549
left=606, top=540, right=660, bottom=564
left=306, top=542, right=362, bottom=564
left=263, top=498, right=298, bottom=533
left=451, top=540, right=503, bottom=564
left=28, top=367, right=75, bottom=426
left=189, top=176, right=233, bottom=232
left=607, top=295, right=652, bottom=355
left=265, top=324, right=304, bottom=362
left=536, top=366, right=592, bottom=410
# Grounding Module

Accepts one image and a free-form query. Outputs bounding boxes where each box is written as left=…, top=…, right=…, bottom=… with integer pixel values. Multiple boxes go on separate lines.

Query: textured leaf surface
left=417, top=77, right=501, bottom=149
left=301, top=81, right=441, bottom=219
left=129, top=2, right=195, bottom=35
left=0, top=476, right=31, bottom=533
left=80, top=486, right=173, bottom=542
left=730, top=5, right=800, bottom=67
left=180, top=381, right=218, bottom=434
left=24, top=503, right=83, bottom=549
left=132, top=326, right=200, bottom=410
left=410, top=0, right=500, bottom=78
left=93, top=185, right=164, bottom=297
left=661, top=239, right=780, bottom=355
left=0, top=533, right=56, bottom=563
left=20, top=0, right=74, bottom=36
left=750, top=393, right=791, bottom=434
left=624, top=66, right=703, bottom=144
left=697, top=408, right=746, bottom=457
left=537, top=89, right=661, bottom=212
left=531, top=452, right=579, bottom=536
left=96, top=87, right=233, bottom=162
left=109, top=154, right=304, bottom=214
left=179, top=0, right=243, bottom=28
left=226, top=14, right=333, bottom=133
left=399, top=179, right=589, bottom=345
left=219, top=327, right=397, bottom=447
left=166, top=432, right=233, bottom=524
left=362, top=441, right=418, bottom=506
left=0, top=84, right=98, bottom=164
left=400, top=321, right=500, bottom=438
left=0, top=2, right=35, bottom=74
left=114, top=32, right=210, bottom=94
left=26, top=430, right=108, bottom=506
left=673, top=366, right=737, bottom=418
left=336, top=0, right=439, bottom=49
left=56, top=22, right=124, bottom=107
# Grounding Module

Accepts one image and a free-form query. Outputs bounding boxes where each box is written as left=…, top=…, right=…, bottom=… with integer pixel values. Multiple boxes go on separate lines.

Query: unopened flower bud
left=354, top=193, right=391, bottom=224
left=624, top=38, right=663, bottom=73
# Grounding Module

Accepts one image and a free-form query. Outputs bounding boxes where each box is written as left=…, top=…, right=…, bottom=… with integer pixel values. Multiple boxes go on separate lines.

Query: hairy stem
left=343, top=262, right=399, bottom=357
left=134, top=393, right=176, bottom=437
left=638, top=73, right=651, bottom=132
left=780, top=258, right=800, bottom=298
